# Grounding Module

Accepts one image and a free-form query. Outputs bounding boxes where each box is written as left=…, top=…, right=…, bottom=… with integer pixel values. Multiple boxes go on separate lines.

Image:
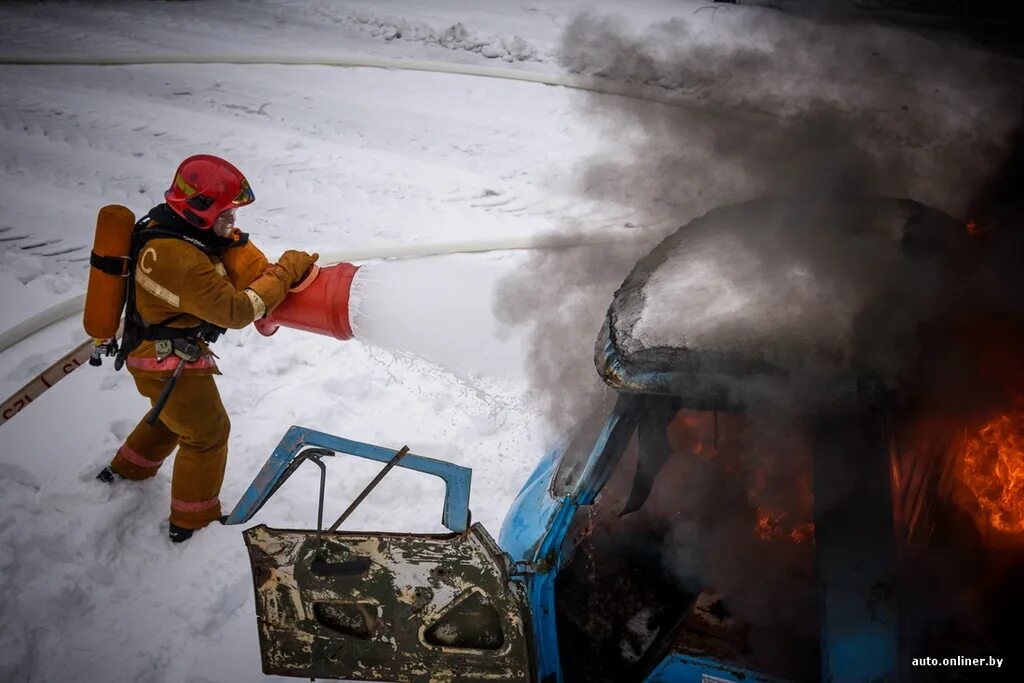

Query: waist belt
left=126, top=355, right=217, bottom=372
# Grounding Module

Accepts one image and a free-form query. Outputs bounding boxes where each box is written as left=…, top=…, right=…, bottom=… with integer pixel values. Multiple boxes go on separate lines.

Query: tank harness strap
left=89, top=252, right=131, bottom=277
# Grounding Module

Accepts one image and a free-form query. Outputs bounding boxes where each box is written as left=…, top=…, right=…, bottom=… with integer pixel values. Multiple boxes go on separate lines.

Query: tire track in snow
left=0, top=78, right=195, bottom=212
left=0, top=5, right=161, bottom=57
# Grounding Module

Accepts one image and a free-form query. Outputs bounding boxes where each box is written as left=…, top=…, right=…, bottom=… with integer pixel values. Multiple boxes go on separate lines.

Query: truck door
left=226, top=426, right=534, bottom=682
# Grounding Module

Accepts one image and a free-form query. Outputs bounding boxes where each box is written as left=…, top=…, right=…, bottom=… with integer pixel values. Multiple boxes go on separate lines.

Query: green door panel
left=244, top=523, right=534, bottom=682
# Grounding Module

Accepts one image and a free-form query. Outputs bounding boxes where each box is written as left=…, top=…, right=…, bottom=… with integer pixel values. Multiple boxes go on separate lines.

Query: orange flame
left=755, top=507, right=815, bottom=544
left=790, top=523, right=815, bottom=544
left=956, top=407, right=1024, bottom=536
left=667, top=410, right=725, bottom=460
left=755, top=507, right=782, bottom=540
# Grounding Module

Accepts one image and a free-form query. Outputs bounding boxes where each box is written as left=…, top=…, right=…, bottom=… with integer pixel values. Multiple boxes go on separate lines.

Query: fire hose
left=0, top=53, right=741, bottom=117
left=0, top=231, right=624, bottom=427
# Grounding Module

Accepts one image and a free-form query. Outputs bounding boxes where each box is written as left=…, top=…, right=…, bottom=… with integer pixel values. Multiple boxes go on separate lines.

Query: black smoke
left=495, top=3, right=1024, bottom=677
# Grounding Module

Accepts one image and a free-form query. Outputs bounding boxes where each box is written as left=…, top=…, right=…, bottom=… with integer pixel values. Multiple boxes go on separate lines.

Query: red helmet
left=164, top=154, right=255, bottom=228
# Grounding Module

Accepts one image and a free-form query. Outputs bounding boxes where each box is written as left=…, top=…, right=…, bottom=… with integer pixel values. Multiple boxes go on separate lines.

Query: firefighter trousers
left=110, top=373, right=230, bottom=529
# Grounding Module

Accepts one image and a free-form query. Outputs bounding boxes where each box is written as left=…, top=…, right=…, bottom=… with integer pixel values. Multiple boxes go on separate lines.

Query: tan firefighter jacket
left=126, top=228, right=284, bottom=379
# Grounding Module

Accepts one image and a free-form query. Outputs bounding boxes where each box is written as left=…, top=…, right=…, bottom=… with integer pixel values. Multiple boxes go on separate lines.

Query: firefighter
left=95, top=154, right=318, bottom=543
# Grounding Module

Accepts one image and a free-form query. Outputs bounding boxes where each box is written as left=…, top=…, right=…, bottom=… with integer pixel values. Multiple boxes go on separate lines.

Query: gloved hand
left=275, top=250, right=319, bottom=287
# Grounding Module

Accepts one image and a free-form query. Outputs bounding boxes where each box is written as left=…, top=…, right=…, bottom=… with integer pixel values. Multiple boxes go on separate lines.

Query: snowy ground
left=1, top=2, right=1021, bottom=682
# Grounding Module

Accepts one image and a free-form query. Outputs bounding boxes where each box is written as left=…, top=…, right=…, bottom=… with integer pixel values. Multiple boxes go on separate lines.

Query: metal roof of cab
left=595, top=196, right=967, bottom=408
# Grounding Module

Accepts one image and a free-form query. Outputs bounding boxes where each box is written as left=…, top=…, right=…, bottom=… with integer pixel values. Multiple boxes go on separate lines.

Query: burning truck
left=225, top=196, right=1022, bottom=682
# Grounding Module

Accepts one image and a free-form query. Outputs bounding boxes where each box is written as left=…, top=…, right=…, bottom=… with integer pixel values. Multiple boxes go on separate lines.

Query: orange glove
left=275, top=250, right=319, bottom=287
left=246, top=251, right=318, bottom=315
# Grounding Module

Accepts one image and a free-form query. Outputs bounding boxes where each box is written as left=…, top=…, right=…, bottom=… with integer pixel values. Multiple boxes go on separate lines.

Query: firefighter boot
left=96, top=465, right=123, bottom=484
left=169, top=516, right=228, bottom=543
left=168, top=523, right=194, bottom=543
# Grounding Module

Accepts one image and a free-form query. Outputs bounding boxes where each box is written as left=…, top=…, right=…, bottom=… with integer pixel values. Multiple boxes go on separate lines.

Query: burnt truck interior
left=557, top=197, right=1024, bottom=682
left=552, top=397, right=820, bottom=682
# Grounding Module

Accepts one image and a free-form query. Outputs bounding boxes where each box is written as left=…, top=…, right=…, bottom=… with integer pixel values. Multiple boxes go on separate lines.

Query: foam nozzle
left=255, top=262, right=360, bottom=340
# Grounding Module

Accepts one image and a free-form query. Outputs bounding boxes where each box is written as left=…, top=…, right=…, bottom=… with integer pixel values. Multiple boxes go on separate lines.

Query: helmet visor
left=233, top=178, right=255, bottom=206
